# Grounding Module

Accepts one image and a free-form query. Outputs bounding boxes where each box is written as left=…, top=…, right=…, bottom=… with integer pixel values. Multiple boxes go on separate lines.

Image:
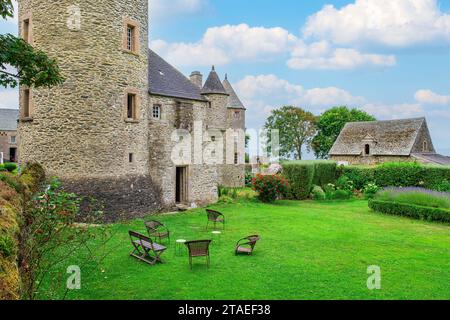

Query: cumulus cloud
left=152, top=24, right=396, bottom=70
left=414, top=89, right=450, bottom=105
left=0, top=89, right=19, bottom=109
left=287, top=40, right=396, bottom=70
left=303, top=0, right=450, bottom=48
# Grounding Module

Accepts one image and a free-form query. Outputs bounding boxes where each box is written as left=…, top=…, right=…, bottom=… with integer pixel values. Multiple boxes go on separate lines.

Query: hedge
left=282, top=162, right=315, bottom=199
left=368, top=199, right=450, bottom=223
left=312, top=161, right=337, bottom=188
left=340, top=162, right=450, bottom=191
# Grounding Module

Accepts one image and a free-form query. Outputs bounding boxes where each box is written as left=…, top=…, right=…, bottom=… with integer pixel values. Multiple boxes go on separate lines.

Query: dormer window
left=364, top=144, right=370, bottom=156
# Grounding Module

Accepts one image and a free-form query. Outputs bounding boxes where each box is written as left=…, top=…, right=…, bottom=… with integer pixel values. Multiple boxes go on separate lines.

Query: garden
left=1, top=161, right=449, bottom=300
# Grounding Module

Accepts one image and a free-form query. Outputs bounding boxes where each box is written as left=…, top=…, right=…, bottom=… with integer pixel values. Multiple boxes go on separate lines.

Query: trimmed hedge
left=368, top=199, right=450, bottom=223
left=312, top=161, right=337, bottom=188
left=340, top=162, right=450, bottom=191
left=282, top=162, right=315, bottom=200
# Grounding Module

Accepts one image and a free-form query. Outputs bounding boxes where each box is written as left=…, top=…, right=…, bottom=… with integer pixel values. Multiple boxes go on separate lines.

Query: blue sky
left=1, top=0, right=450, bottom=156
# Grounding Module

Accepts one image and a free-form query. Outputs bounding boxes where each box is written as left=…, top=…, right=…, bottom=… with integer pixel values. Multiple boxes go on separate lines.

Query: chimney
left=190, top=71, right=203, bottom=88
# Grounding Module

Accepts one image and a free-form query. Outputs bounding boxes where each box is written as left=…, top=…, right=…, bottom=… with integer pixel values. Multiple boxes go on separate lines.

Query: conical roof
left=201, top=66, right=228, bottom=95
left=222, top=75, right=245, bottom=109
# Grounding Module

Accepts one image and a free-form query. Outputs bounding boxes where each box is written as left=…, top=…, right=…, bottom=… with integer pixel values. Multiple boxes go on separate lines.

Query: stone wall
left=411, top=121, right=436, bottom=154
left=330, top=155, right=415, bottom=165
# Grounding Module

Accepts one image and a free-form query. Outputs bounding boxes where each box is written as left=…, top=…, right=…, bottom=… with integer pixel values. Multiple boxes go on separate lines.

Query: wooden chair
left=206, top=209, right=225, bottom=230
left=145, top=220, right=170, bottom=244
left=185, top=240, right=212, bottom=269
left=129, top=231, right=167, bottom=265
left=235, top=235, right=261, bottom=256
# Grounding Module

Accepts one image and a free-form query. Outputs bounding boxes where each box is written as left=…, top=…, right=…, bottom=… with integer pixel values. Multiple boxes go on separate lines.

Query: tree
left=312, top=106, right=376, bottom=159
left=265, top=106, right=317, bottom=160
left=0, top=1, right=64, bottom=88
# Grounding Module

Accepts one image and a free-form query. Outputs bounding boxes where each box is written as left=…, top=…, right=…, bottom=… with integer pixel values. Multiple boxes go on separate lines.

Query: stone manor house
left=17, top=0, right=246, bottom=216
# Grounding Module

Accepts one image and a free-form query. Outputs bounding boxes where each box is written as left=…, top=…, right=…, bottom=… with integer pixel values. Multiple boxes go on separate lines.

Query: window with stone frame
left=125, top=92, right=139, bottom=121
left=152, top=104, right=161, bottom=119
left=233, top=110, right=240, bottom=119
left=10, top=136, right=16, bottom=144
left=423, top=140, right=428, bottom=152
left=364, top=144, right=370, bottom=156
left=123, top=19, right=140, bottom=54
left=22, top=88, right=31, bottom=118
left=22, top=14, right=32, bottom=44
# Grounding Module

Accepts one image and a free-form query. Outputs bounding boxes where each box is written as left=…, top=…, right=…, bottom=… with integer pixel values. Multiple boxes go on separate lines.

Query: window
left=233, top=111, right=240, bottom=119
left=127, top=93, right=136, bottom=120
left=23, top=18, right=30, bottom=43
left=10, top=136, right=16, bottom=144
left=364, top=144, right=370, bottom=156
left=129, top=153, right=134, bottom=163
left=234, top=152, right=239, bottom=165
left=23, top=89, right=31, bottom=118
left=211, top=136, right=216, bottom=142
left=152, top=105, right=161, bottom=119
left=423, top=140, right=428, bottom=152
left=123, top=19, right=139, bottom=54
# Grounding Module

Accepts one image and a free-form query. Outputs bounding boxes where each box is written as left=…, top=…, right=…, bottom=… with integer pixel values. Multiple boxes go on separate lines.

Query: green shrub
left=363, top=183, right=379, bottom=199
left=0, top=234, right=16, bottom=258
left=2, top=163, right=17, bottom=173
left=431, top=179, right=450, bottom=193
left=218, top=195, right=234, bottom=204
left=282, top=162, right=315, bottom=200
left=0, top=173, right=22, bottom=193
left=333, top=189, right=352, bottom=200
left=369, top=199, right=450, bottom=223
left=312, top=161, right=337, bottom=187
left=245, top=172, right=253, bottom=187
left=311, top=185, right=326, bottom=200
left=252, top=174, right=289, bottom=203
left=336, top=175, right=355, bottom=192
left=338, top=166, right=375, bottom=190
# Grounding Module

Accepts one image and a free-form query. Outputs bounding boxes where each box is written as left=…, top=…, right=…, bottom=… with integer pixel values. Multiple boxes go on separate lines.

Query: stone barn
left=0, top=109, right=19, bottom=163
left=329, top=118, right=450, bottom=166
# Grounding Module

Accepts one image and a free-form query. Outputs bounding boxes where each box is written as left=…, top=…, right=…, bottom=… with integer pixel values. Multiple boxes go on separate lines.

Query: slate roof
left=329, top=118, right=426, bottom=156
left=0, top=109, right=19, bottom=131
left=222, top=75, right=245, bottom=109
left=411, top=153, right=450, bottom=166
left=148, top=50, right=206, bottom=101
left=201, top=66, right=228, bottom=95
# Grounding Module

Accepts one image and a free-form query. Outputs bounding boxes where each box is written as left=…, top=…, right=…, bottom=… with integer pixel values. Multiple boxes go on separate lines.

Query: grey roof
left=329, top=118, right=426, bottom=156
left=412, top=153, right=450, bottom=166
left=222, top=75, right=245, bottom=109
left=201, top=66, right=228, bottom=95
left=148, top=50, right=206, bottom=101
left=0, top=109, right=19, bottom=131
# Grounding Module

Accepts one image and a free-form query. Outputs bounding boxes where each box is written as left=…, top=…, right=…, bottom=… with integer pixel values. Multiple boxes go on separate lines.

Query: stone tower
left=17, top=0, right=162, bottom=216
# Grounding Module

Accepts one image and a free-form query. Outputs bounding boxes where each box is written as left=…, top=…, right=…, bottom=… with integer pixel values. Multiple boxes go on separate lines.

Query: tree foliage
left=312, top=106, right=376, bottom=159
left=265, top=106, right=316, bottom=160
left=0, top=1, right=64, bottom=88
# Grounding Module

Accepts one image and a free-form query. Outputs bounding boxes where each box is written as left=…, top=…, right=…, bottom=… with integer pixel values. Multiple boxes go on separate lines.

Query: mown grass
left=37, top=200, right=450, bottom=300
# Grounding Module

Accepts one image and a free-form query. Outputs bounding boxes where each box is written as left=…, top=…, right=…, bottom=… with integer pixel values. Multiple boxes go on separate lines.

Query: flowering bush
left=252, top=174, right=289, bottom=203
left=363, top=183, right=379, bottom=199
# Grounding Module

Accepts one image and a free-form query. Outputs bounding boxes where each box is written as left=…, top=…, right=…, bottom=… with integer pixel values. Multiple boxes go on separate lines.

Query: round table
left=175, top=239, right=187, bottom=256
left=211, top=231, right=222, bottom=244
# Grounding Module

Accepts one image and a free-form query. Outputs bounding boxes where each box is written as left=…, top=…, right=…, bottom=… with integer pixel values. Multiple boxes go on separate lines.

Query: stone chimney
left=190, top=71, right=203, bottom=88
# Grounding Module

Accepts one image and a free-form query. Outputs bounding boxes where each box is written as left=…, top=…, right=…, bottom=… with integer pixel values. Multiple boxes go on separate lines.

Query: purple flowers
left=376, top=187, right=450, bottom=209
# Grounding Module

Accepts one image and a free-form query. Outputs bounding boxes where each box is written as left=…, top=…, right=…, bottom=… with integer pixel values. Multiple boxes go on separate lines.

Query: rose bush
left=252, top=174, right=289, bottom=203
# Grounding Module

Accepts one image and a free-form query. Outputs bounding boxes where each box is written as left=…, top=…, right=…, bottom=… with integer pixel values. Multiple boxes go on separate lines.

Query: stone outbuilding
left=0, top=109, right=19, bottom=163
left=329, top=117, right=450, bottom=166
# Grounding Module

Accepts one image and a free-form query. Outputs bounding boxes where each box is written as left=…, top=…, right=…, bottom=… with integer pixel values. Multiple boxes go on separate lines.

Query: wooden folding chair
left=129, top=231, right=167, bottom=265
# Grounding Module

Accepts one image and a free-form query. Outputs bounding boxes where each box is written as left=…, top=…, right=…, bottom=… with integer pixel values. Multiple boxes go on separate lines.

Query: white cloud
left=0, top=89, right=19, bottom=109
left=150, top=0, right=206, bottom=21
left=303, top=0, right=450, bottom=48
left=152, top=24, right=396, bottom=70
left=287, top=40, right=396, bottom=70
left=362, top=103, right=424, bottom=119
left=414, top=89, right=450, bottom=105
left=151, top=24, right=298, bottom=67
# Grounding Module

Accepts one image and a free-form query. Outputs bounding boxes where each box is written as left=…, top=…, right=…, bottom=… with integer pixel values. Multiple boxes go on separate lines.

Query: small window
left=234, top=111, right=240, bottom=119
left=127, top=25, right=135, bottom=51
left=129, top=153, right=134, bottom=163
left=211, top=136, right=216, bottom=142
left=23, top=18, right=30, bottom=43
left=23, top=89, right=31, bottom=118
left=234, top=152, right=239, bottom=165
left=10, top=136, right=16, bottom=144
left=152, top=105, right=161, bottom=119
left=423, top=140, right=428, bottom=152
left=365, top=144, right=370, bottom=156
left=127, top=93, right=136, bottom=120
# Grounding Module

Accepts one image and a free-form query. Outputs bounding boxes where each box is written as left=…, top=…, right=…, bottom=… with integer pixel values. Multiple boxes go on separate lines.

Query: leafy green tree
left=312, top=106, right=376, bottom=159
left=0, top=1, right=64, bottom=88
left=265, top=106, right=317, bottom=160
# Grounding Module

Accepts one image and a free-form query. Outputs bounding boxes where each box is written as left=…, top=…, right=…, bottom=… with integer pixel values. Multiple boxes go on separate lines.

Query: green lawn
left=38, top=200, right=450, bottom=300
